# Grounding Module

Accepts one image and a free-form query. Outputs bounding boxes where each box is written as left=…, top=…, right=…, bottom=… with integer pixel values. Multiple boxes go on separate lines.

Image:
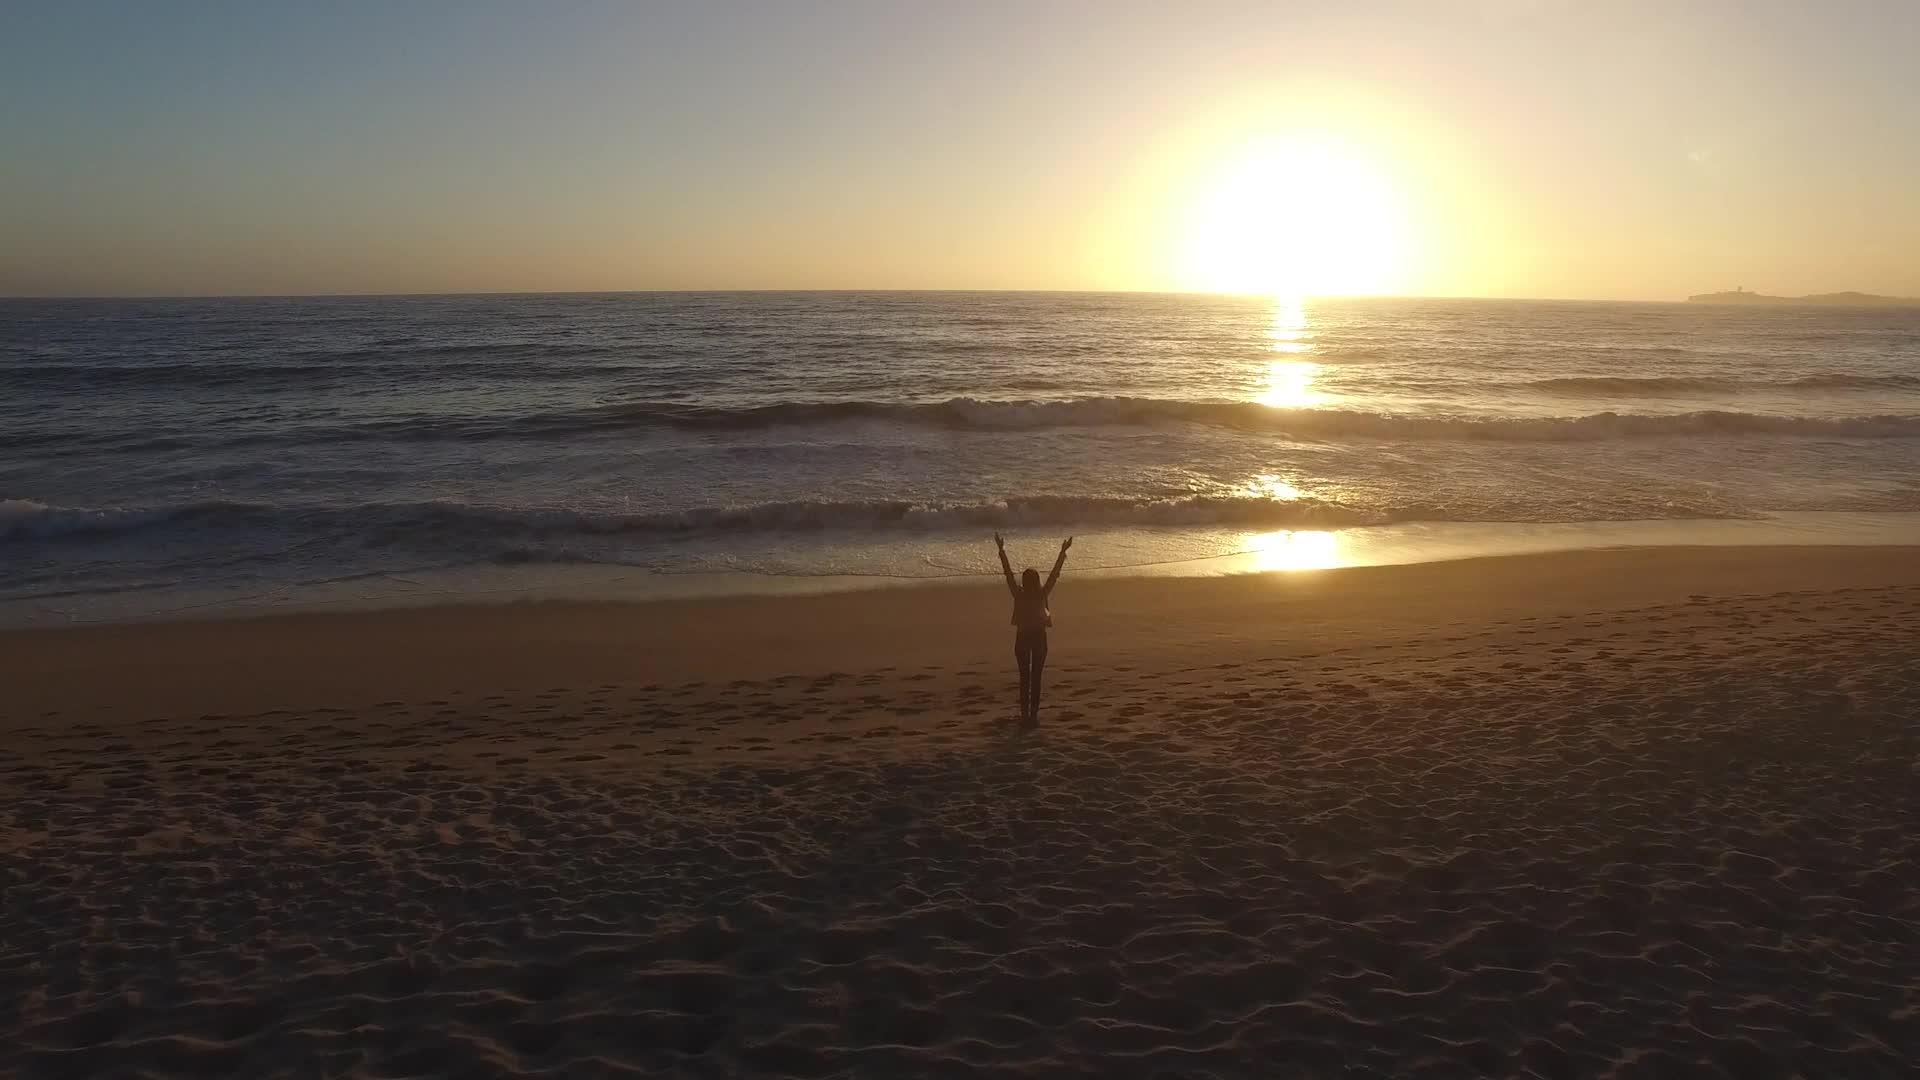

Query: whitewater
left=4, top=292, right=1918, bottom=623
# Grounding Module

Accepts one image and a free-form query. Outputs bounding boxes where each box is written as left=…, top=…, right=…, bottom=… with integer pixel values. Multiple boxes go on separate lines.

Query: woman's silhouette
left=996, top=532, right=1071, bottom=724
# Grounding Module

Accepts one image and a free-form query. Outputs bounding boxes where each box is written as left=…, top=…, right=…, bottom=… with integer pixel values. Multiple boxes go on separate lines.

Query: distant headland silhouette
left=1687, top=286, right=1919, bottom=307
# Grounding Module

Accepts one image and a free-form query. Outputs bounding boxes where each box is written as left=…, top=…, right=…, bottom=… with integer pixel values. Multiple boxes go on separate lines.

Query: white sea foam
left=594, top=398, right=1920, bottom=439
left=0, top=499, right=182, bottom=541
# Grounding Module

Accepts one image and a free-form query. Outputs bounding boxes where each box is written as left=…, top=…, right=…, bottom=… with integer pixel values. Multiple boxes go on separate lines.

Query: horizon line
left=0, top=287, right=1716, bottom=304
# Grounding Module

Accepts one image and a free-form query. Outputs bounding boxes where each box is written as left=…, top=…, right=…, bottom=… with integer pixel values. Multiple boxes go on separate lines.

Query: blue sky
left=5, top=1, right=1917, bottom=297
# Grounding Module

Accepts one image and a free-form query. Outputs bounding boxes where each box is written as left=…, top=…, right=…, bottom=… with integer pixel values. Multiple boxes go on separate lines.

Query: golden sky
left=4, top=2, right=1917, bottom=299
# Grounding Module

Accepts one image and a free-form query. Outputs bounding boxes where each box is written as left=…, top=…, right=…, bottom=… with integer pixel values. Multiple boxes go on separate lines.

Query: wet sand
left=4, top=546, right=1918, bottom=1077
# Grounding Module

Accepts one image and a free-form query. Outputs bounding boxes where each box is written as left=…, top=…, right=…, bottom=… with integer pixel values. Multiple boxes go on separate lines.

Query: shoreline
left=7, top=543, right=1919, bottom=719
left=8, top=510, right=1920, bottom=629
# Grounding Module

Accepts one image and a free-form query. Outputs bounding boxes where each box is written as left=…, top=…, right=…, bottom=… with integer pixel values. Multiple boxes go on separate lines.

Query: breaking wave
left=22, top=397, right=1920, bottom=456
left=0, top=499, right=206, bottom=541
left=1520, top=374, right=1920, bottom=394
left=1, top=494, right=1390, bottom=547
left=151, top=399, right=1912, bottom=447
left=539, top=398, right=1920, bottom=441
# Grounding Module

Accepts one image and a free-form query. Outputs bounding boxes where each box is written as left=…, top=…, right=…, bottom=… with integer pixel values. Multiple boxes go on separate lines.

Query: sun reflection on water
left=1259, top=297, right=1325, bottom=408
left=1259, top=361, right=1324, bottom=407
left=1267, top=296, right=1313, bottom=354
left=1245, top=473, right=1305, bottom=500
left=1244, top=529, right=1344, bottom=571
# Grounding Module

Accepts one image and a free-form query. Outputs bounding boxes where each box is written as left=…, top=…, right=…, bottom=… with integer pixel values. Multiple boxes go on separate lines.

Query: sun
left=1182, top=137, right=1411, bottom=297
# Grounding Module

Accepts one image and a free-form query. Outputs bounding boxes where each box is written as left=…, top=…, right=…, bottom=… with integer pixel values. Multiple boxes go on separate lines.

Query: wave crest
left=1, top=494, right=1387, bottom=547
left=0, top=499, right=185, bottom=541
left=1523, top=374, right=1920, bottom=394
left=20, top=397, right=1920, bottom=455
left=574, top=398, right=1920, bottom=441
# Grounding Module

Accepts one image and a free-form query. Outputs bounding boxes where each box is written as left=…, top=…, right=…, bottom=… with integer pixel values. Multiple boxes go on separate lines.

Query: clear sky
left=4, top=1, right=1917, bottom=299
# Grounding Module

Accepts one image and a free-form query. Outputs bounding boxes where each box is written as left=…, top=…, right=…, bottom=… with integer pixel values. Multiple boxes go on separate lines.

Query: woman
left=995, top=532, right=1072, bottom=724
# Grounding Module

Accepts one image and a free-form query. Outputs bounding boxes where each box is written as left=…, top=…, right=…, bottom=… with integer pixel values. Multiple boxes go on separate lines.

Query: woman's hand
left=1061, top=536, right=1073, bottom=551
left=994, top=532, right=1005, bottom=550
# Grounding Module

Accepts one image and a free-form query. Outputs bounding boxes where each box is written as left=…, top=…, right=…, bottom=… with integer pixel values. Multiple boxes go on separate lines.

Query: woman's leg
left=1014, top=637, right=1033, bottom=720
left=1026, top=633, right=1048, bottom=722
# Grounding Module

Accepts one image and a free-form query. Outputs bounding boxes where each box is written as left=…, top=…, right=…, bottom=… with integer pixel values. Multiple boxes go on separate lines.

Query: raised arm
left=1043, top=536, right=1072, bottom=595
left=995, top=532, right=1018, bottom=597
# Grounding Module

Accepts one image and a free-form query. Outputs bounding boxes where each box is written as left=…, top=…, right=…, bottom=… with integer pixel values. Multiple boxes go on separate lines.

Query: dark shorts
left=1015, top=628, right=1048, bottom=664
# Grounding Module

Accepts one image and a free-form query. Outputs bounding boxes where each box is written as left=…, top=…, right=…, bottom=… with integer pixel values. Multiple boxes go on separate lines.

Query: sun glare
left=1245, top=473, right=1305, bottom=500
left=1184, top=138, right=1410, bottom=297
left=1244, top=529, right=1344, bottom=572
left=1257, top=297, right=1325, bottom=407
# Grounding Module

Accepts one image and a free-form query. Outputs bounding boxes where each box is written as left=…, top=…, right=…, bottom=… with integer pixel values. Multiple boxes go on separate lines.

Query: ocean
left=5, top=292, right=1919, bottom=625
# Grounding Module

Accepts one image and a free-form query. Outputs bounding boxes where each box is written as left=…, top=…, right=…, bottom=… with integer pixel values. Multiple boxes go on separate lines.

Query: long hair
left=1021, top=567, right=1041, bottom=592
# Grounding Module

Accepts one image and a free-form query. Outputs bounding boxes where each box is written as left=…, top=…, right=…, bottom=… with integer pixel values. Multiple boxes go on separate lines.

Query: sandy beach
left=4, top=545, right=1917, bottom=1077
